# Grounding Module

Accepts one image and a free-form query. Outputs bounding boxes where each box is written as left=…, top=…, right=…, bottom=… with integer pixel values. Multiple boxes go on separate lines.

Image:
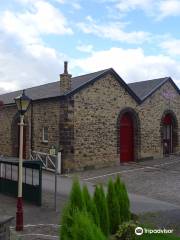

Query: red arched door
left=163, top=114, right=173, bottom=154
left=120, top=113, right=134, bottom=162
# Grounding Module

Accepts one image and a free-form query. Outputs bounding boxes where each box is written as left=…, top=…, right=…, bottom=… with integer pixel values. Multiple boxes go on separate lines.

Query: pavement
left=1, top=155, right=180, bottom=239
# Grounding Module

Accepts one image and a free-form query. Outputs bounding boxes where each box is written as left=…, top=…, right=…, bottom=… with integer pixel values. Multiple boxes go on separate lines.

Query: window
left=42, top=127, right=48, bottom=143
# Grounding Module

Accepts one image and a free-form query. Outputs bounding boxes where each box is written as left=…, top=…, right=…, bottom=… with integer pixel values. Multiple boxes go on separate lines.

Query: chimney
left=60, top=61, right=72, bottom=94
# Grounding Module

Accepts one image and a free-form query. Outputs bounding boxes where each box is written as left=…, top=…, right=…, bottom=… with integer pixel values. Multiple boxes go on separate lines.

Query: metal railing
left=30, top=150, right=61, bottom=174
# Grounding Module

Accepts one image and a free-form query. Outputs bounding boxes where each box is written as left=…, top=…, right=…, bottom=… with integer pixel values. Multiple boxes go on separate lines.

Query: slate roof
left=128, top=77, right=169, bottom=101
left=0, top=68, right=179, bottom=105
left=0, top=69, right=109, bottom=105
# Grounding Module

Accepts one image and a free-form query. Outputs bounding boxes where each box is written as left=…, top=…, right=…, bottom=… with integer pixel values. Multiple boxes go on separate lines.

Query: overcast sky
left=0, top=0, right=180, bottom=93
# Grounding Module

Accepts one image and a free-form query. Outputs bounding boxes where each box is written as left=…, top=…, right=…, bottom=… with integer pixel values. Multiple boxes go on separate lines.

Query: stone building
left=0, top=62, right=179, bottom=172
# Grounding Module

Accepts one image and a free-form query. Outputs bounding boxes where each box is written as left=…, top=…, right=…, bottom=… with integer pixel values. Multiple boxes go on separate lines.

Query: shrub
left=60, top=203, right=75, bottom=240
left=115, top=220, right=139, bottom=240
left=82, top=184, right=99, bottom=226
left=121, top=182, right=131, bottom=221
left=107, top=179, right=120, bottom=234
left=69, top=177, right=85, bottom=211
left=114, top=176, right=130, bottom=222
left=60, top=178, right=85, bottom=240
left=71, top=210, right=107, bottom=240
left=94, top=185, right=109, bottom=237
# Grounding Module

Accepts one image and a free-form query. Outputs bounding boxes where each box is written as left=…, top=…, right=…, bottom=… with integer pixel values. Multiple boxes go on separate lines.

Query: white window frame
left=42, top=127, right=48, bottom=143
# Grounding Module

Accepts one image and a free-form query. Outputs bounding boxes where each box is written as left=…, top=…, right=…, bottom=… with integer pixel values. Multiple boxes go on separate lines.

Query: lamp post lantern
left=14, top=90, right=31, bottom=231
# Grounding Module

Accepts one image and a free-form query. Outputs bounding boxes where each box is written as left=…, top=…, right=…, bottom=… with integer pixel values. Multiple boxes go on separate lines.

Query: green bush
left=60, top=203, right=75, bottom=240
left=94, top=185, right=110, bottom=237
left=60, top=178, right=85, bottom=240
left=69, top=177, right=85, bottom=211
left=114, top=176, right=130, bottom=222
left=107, top=179, right=120, bottom=234
left=82, top=184, right=99, bottom=226
left=115, top=220, right=139, bottom=240
left=71, top=210, right=107, bottom=240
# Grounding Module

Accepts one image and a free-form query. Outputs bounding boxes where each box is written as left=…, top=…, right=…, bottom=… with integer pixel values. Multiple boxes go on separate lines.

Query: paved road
left=41, top=155, right=180, bottom=214
left=1, top=155, right=180, bottom=239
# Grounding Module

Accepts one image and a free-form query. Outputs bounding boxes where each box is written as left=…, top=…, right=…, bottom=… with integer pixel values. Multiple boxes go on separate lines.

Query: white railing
left=30, top=150, right=61, bottom=174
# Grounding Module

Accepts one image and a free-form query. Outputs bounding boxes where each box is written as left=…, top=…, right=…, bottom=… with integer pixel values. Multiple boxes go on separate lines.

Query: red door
left=163, top=114, right=173, bottom=154
left=120, top=113, right=134, bottom=162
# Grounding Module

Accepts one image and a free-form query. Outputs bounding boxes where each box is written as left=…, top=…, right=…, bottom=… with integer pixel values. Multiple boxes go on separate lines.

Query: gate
left=0, top=159, right=42, bottom=206
left=30, top=150, right=61, bottom=173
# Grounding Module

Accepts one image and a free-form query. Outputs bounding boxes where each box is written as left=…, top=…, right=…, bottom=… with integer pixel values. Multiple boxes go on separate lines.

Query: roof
left=0, top=68, right=179, bottom=105
left=0, top=69, right=109, bottom=105
left=128, top=77, right=169, bottom=101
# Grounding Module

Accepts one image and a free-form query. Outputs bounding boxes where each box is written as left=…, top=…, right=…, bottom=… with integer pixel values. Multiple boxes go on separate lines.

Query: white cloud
left=111, top=0, right=180, bottom=20
left=161, top=38, right=180, bottom=56
left=116, top=0, right=153, bottom=12
left=158, top=0, right=180, bottom=19
left=72, top=47, right=180, bottom=85
left=71, top=2, right=82, bottom=9
left=76, top=44, right=94, bottom=53
left=0, top=0, right=73, bottom=60
left=0, top=36, right=65, bottom=93
left=1, top=1, right=73, bottom=41
left=0, top=1, right=72, bottom=93
left=77, top=17, right=151, bottom=44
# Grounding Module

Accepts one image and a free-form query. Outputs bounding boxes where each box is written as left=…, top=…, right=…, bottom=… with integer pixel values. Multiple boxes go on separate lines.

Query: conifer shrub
left=107, top=179, right=120, bottom=234
left=71, top=210, right=107, bottom=240
left=94, top=185, right=110, bottom=237
left=60, top=203, right=75, bottom=240
left=60, top=178, right=85, bottom=240
left=82, top=184, right=99, bottom=226
left=114, top=176, right=131, bottom=223
left=69, top=177, right=85, bottom=211
left=121, top=182, right=131, bottom=221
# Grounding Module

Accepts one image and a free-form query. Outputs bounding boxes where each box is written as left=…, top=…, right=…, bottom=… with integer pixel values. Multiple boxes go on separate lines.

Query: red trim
left=163, top=114, right=172, bottom=125
left=16, top=197, right=23, bottom=231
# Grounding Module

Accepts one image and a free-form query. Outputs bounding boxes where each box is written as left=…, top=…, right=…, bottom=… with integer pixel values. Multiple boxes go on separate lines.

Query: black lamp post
left=14, top=90, right=31, bottom=231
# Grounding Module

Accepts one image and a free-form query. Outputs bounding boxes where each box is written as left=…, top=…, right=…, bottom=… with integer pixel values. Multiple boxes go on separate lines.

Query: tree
left=114, top=176, right=130, bottom=223
left=82, top=184, right=99, bottom=226
left=107, top=179, right=120, bottom=234
left=94, top=185, right=109, bottom=237
left=69, top=177, right=85, bottom=211
left=60, top=178, right=85, bottom=240
left=71, top=210, right=107, bottom=240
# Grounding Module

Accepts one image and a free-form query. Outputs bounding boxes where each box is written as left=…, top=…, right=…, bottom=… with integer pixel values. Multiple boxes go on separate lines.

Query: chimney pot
left=64, top=61, right=68, bottom=74
left=60, top=61, right=72, bottom=94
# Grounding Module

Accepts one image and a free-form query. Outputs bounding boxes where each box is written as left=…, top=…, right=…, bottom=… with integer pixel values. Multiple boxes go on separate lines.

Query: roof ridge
left=71, top=68, right=111, bottom=80
left=128, top=77, right=169, bottom=85
left=0, top=68, right=111, bottom=97
left=140, top=77, right=169, bottom=101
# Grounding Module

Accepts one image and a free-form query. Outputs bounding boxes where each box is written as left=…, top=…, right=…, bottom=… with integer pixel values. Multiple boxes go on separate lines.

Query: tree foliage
left=94, top=185, right=109, bottom=237
left=107, top=179, right=120, bottom=234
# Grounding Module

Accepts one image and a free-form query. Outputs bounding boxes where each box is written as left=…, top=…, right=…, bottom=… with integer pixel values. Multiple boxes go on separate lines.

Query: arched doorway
left=120, top=112, right=134, bottom=162
left=162, top=113, right=174, bottom=154
left=11, top=115, right=27, bottom=159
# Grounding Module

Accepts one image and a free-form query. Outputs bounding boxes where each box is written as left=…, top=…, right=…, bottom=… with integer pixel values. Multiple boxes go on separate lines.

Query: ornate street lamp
left=14, top=90, right=31, bottom=231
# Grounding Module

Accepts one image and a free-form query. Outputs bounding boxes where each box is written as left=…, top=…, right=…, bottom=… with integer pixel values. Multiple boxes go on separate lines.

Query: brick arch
left=117, top=107, right=141, bottom=162
left=11, top=113, right=29, bottom=159
left=160, top=109, right=178, bottom=154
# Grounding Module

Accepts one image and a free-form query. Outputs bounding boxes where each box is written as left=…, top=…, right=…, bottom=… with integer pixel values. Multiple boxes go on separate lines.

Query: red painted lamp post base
left=16, top=197, right=23, bottom=231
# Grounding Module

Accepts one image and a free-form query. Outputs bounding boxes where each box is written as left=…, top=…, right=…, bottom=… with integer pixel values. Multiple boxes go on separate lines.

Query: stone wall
left=71, top=73, right=180, bottom=171
left=0, top=105, right=17, bottom=156
left=137, top=81, right=180, bottom=158
left=0, top=98, right=61, bottom=159
left=31, top=98, right=60, bottom=154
